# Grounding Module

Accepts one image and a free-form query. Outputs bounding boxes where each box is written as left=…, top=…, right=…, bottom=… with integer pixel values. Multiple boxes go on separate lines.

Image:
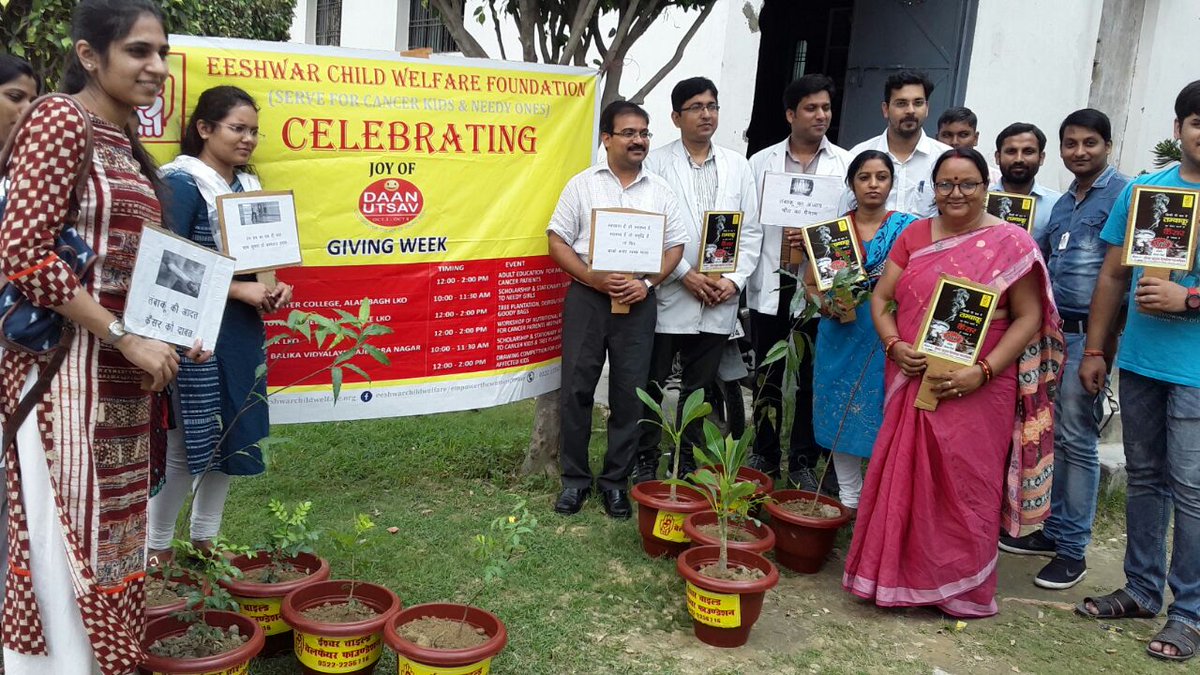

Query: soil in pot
left=301, top=598, right=378, bottom=623
left=224, top=551, right=330, bottom=658
left=698, top=562, right=766, bottom=582
left=145, top=575, right=189, bottom=608
left=397, top=616, right=489, bottom=649
left=778, top=499, right=842, bottom=520
left=694, top=523, right=759, bottom=543
left=148, top=622, right=249, bottom=660
left=244, top=562, right=313, bottom=583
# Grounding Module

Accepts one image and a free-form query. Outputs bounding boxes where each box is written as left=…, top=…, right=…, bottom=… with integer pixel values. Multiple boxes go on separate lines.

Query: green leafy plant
left=1152, top=138, right=1182, bottom=168
left=636, top=387, right=712, bottom=500
left=455, top=499, right=537, bottom=637
left=147, top=536, right=254, bottom=654
left=665, top=421, right=761, bottom=574
left=257, top=499, right=320, bottom=583
left=325, top=513, right=376, bottom=601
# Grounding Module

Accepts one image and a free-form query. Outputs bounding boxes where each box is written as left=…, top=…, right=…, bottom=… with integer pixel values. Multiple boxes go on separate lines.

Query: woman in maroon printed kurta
left=0, top=2, right=205, bottom=673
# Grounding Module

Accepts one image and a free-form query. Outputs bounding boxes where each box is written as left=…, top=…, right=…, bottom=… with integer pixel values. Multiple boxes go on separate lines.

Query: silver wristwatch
left=642, top=278, right=653, bottom=289
left=103, top=319, right=128, bottom=345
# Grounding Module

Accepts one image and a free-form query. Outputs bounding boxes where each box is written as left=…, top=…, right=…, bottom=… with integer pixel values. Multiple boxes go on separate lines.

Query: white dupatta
left=158, top=154, right=262, bottom=253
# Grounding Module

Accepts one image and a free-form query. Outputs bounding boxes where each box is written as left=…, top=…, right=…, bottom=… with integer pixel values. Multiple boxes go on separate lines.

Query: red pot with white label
left=675, top=545, right=779, bottom=648
left=219, top=552, right=330, bottom=656
left=630, top=480, right=710, bottom=558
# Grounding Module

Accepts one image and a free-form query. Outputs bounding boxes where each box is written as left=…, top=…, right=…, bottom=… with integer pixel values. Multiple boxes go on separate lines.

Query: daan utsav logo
left=358, top=178, right=424, bottom=227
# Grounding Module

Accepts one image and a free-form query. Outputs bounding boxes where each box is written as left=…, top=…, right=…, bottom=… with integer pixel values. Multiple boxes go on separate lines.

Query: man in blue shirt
left=990, top=122, right=1062, bottom=238
left=1075, top=81, right=1200, bottom=664
left=1000, top=110, right=1130, bottom=591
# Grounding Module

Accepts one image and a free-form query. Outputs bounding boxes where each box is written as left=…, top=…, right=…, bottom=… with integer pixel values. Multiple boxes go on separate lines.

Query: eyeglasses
left=933, top=181, right=982, bottom=196
left=216, top=122, right=263, bottom=139
left=679, top=103, right=720, bottom=114
left=610, top=130, right=653, bottom=139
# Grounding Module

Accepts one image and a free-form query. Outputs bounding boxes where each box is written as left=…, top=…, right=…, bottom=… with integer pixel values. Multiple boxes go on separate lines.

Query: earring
left=84, top=63, right=94, bottom=71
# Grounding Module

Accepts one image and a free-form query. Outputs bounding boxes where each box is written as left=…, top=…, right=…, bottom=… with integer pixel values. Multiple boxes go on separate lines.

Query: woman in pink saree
left=843, top=148, right=1064, bottom=618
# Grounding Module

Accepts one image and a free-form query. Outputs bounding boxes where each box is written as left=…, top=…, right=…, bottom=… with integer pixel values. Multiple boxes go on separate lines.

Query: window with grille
left=315, top=0, right=342, bottom=46
left=408, top=0, right=459, bottom=53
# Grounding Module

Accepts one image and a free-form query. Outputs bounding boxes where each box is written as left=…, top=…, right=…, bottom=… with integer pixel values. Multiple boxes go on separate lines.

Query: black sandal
left=1147, top=619, right=1198, bottom=662
left=1074, top=589, right=1156, bottom=619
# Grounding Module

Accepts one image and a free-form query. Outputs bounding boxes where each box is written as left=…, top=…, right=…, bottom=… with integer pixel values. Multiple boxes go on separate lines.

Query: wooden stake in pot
left=1119, top=186, right=1200, bottom=315
left=587, top=207, right=667, bottom=314
left=911, top=275, right=1001, bottom=412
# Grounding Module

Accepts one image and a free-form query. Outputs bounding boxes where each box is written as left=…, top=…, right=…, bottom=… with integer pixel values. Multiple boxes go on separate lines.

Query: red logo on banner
left=358, top=178, right=424, bottom=227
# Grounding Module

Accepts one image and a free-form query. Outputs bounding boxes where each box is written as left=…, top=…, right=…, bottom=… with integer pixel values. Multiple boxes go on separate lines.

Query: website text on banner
left=143, top=36, right=599, bottom=423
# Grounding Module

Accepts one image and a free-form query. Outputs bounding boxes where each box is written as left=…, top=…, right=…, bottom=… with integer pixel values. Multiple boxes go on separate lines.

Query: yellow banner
left=141, top=36, right=597, bottom=422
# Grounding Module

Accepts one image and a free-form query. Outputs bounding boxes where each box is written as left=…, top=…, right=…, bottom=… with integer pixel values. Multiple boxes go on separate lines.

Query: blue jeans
left=1119, top=369, right=1200, bottom=630
left=1043, top=333, right=1103, bottom=560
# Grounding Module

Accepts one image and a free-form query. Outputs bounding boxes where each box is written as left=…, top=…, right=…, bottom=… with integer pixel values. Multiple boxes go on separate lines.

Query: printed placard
left=294, top=631, right=382, bottom=673
left=914, top=275, right=1000, bottom=367
left=758, top=172, right=844, bottom=227
left=652, top=510, right=689, bottom=543
left=587, top=207, right=666, bottom=274
left=986, top=191, right=1037, bottom=232
left=685, top=581, right=741, bottom=628
left=798, top=217, right=866, bottom=291
left=399, top=657, right=493, bottom=675
left=216, top=190, right=303, bottom=273
left=697, top=211, right=743, bottom=274
left=233, top=595, right=288, bottom=636
left=1122, top=186, right=1199, bottom=271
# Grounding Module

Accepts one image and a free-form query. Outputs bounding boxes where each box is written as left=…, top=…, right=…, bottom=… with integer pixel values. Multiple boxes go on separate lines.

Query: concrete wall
left=962, top=0, right=1104, bottom=192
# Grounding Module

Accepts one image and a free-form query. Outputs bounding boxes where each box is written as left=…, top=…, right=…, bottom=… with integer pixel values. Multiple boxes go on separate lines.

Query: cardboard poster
left=914, top=275, right=1000, bottom=367
left=215, top=190, right=303, bottom=273
left=1122, top=185, right=1199, bottom=271
left=697, top=210, right=742, bottom=274
left=798, top=217, right=866, bottom=291
left=986, top=191, right=1037, bottom=232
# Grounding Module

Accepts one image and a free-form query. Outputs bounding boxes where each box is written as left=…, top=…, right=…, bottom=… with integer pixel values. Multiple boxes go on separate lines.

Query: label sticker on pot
left=234, top=595, right=289, bottom=635
left=295, top=631, right=382, bottom=672
left=685, top=581, right=741, bottom=628
left=152, top=665, right=247, bottom=675
left=398, top=657, right=493, bottom=675
left=653, top=510, right=689, bottom=542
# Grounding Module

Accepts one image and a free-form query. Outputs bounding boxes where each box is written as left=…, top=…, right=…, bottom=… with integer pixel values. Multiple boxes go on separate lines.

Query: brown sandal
left=1075, top=589, right=1156, bottom=619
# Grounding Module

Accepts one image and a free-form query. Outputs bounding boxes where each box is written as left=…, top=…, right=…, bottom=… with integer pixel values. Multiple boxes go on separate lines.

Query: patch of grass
left=205, top=403, right=1158, bottom=674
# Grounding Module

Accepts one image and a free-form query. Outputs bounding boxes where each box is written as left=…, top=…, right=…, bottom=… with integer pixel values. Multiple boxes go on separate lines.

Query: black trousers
left=748, top=281, right=824, bottom=471
left=559, top=281, right=656, bottom=491
left=637, top=331, right=728, bottom=467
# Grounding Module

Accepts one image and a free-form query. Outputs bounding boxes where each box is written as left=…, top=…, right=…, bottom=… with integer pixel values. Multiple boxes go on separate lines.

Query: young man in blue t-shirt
left=1076, top=80, right=1200, bottom=663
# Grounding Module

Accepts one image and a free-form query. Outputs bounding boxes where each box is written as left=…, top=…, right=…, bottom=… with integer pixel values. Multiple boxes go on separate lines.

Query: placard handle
left=914, top=355, right=958, bottom=411
left=611, top=274, right=633, bottom=314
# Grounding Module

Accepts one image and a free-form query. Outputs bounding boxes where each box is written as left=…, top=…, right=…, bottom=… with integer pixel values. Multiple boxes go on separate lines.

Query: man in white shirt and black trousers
left=546, top=100, right=688, bottom=518
left=632, top=77, right=762, bottom=483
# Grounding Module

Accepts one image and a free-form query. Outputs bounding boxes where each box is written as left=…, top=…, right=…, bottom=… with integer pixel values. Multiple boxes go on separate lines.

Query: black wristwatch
left=1186, top=287, right=1200, bottom=314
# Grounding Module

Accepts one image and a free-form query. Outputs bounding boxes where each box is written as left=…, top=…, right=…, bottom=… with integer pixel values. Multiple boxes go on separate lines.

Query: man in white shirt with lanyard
left=746, top=74, right=851, bottom=490
left=848, top=70, right=952, bottom=217
left=546, top=100, right=688, bottom=518
left=632, top=77, right=762, bottom=483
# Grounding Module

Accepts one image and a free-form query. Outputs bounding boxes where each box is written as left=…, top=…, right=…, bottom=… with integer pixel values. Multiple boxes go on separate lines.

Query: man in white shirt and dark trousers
left=547, top=100, right=688, bottom=518
left=633, top=77, right=762, bottom=483
left=746, top=74, right=851, bottom=490
left=847, top=70, right=952, bottom=217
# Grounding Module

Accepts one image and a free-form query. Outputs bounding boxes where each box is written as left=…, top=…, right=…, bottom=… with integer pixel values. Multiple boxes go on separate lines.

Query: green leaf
left=635, top=387, right=663, bottom=421
left=361, top=344, right=390, bottom=365
left=330, top=366, right=343, bottom=402
left=679, top=388, right=711, bottom=429
left=359, top=298, right=371, bottom=323
left=254, top=363, right=267, bottom=380
left=760, top=339, right=789, bottom=366
left=343, top=363, right=370, bottom=382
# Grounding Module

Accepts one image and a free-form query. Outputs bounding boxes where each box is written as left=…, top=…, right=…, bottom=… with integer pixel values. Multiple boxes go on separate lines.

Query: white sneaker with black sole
left=1034, top=555, right=1088, bottom=590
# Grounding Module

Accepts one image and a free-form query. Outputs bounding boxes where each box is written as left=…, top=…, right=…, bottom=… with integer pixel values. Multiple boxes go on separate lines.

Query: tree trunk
left=519, top=391, right=560, bottom=479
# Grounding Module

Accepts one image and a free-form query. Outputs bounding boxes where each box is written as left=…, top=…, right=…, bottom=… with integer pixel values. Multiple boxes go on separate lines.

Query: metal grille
left=408, top=0, right=459, bottom=53
left=315, top=0, right=342, bottom=46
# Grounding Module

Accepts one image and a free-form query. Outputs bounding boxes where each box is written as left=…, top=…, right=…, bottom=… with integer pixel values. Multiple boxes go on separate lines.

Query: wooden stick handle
left=611, top=273, right=632, bottom=314
left=914, top=356, right=957, bottom=411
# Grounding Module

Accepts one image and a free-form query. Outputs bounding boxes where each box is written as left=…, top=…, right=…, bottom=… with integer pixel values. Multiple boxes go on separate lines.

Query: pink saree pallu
left=842, top=221, right=1063, bottom=618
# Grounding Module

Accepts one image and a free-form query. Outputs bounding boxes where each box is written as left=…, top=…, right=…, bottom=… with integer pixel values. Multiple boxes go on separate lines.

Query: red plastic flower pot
left=220, top=552, right=330, bottom=656
left=682, top=511, right=775, bottom=556
left=675, top=545, right=779, bottom=648
left=139, top=610, right=264, bottom=674
left=144, top=569, right=206, bottom=624
left=384, top=603, right=507, bottom=673
left=764, top=489, right=852, bottom=574
left=630, top=480, right=710, bottom=558
left=280, top=580, right=402, bottom=675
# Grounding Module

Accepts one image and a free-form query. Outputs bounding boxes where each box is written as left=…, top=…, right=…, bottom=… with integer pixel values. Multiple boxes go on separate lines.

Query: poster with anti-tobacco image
left=1122, top=185, right=1199, bottom=271
left=125, top=225, right=236, bottom=350
left=986, top=191, right=1037, bottom=232
left=697, top=210, right=742, bottom=274
left=799, top=217, right=866, bottom=291
left=216, top=190, right=303, bottom=273
left=914, top=275, right=1000, bottom=366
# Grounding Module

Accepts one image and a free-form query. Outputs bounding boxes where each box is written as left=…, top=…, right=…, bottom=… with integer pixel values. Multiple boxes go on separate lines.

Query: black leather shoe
left=554, top=487, right=591, bottom=515
left=601, top=489, right=632, bottom=519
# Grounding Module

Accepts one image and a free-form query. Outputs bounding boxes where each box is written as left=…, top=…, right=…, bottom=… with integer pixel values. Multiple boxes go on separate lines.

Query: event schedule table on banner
left=146, top=36, right=598, bottom=422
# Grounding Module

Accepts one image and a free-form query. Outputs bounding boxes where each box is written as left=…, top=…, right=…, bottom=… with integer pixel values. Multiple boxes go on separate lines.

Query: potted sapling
left=683, top=425, right=775, bottom=556
left=385, top=499, right=535, bottom=672
left=220, top=499, right=331, bottom=656
left=670, top=422, right=779, bottom=648
left=630, top=387, right=713, bottom=558
left=281, top=514, right=400, bottom=675
left=140, top=538, right=265, bottom=674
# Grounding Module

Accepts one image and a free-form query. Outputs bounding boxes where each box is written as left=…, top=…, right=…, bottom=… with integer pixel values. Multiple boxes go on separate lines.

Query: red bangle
left=978, top=358, right=993, bottom=382
left=1083, top=349, right=1105, bottom=358
left=883, top=335, right=902, bottom=358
